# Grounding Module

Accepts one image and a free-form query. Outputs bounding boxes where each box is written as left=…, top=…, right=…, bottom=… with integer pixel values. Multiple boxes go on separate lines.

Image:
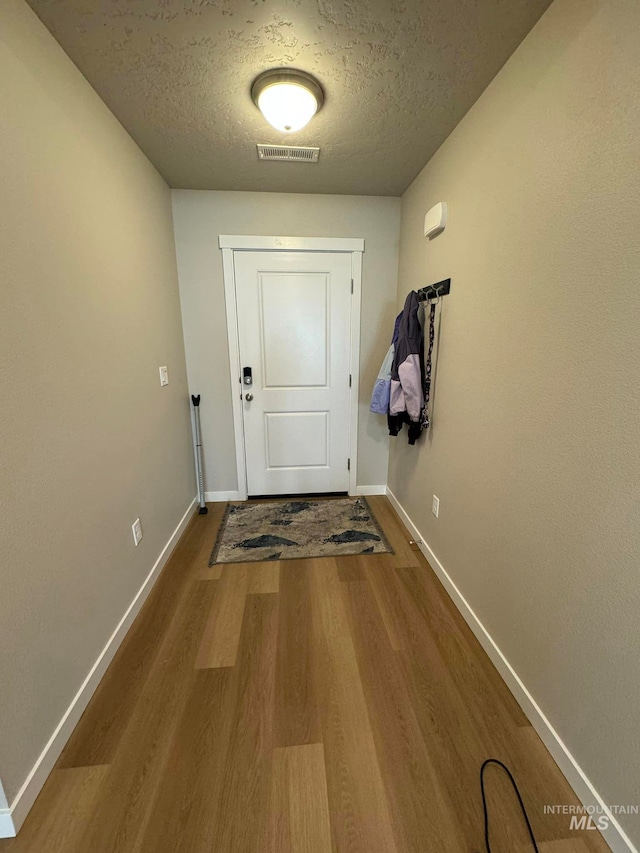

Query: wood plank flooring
left=0, top=497, right=611, bottom=852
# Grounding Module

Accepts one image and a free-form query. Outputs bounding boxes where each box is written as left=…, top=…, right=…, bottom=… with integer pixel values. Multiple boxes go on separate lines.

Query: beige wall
left=389, top=0, right=640, bottom=842
left=0, top=0, right=194, bottom=802
left=172, top=190, right=401, bottom=493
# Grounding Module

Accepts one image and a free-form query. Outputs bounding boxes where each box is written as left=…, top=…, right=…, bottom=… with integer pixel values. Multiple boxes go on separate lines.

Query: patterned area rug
left=209, top=497, right=393, bottom=565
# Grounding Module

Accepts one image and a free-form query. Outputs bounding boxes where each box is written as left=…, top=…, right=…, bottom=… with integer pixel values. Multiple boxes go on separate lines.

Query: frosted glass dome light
left=257, top=82, right=318, bottom=133
left=252, top=69, right=324, bottom=133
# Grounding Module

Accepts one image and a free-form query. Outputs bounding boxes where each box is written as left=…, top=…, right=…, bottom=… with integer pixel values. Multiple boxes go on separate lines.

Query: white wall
left=172, top=190, right=401, bottom=494
left=389, top=0, right=640, bottom=846
left=0, top=0, right=194, bottom=817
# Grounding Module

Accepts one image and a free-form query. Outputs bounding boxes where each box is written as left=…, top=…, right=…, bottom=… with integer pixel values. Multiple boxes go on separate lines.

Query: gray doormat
left=209, top=497, right=393, bottom=565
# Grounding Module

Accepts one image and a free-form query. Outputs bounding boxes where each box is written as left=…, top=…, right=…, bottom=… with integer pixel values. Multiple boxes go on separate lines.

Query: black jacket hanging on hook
left=371, top=289, right=440, bottom=445
left=387, top=293, right=438, bottom=444
left=388, top=291, right=425, bottom=445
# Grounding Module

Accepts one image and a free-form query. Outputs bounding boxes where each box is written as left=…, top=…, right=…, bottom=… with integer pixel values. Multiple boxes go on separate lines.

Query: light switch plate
left=159, top=366, right=169, bottom=386
left=432, top=495, right=440, bottom=518
left=132, top=518, right=143, bottom=546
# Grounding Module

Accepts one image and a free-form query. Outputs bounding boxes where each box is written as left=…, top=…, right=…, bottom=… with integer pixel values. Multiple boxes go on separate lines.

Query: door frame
left=219, top=235, right=364, bottom=500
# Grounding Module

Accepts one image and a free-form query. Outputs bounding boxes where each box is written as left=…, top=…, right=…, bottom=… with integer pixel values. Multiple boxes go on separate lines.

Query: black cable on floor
left=478, top=758, right=540, bottom=853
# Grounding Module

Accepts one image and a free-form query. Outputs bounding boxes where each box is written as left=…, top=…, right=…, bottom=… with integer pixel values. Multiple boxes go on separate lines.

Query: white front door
left=234, top=250, right=353, bottom=496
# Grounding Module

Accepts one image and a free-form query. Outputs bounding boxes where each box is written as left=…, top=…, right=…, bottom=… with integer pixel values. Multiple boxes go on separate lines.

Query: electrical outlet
left=132, top=518, right=143, bottom=546
left=159, top=366, right=169, bottom=386
left=432, top=495, right=440, bottom=518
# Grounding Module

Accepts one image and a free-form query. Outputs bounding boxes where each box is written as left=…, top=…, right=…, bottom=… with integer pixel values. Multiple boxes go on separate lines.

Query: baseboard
left=204, top=490, right=243, bottom=502
left=0, top=812, right=14, bottom=839
left=0, top=781, right=12, bottom=839
left=354, top=485, right=387, bottom=496
left=385, top=486, right=637, bottom=853
left=0, top=496, right=199, bottom=839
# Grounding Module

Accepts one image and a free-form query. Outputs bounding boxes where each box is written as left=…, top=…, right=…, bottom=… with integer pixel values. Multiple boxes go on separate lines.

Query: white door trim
left=348, top=251, right=362, bottom=496
left=219, top=235, right=364, bottom=252
left=221, top=246, right=249, bottom=499
left=220, top=237, right=364, bottom=500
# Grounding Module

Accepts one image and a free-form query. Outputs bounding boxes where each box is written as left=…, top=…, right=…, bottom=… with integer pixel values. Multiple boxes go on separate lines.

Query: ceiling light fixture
left=251, top=68, right=324, bottom=133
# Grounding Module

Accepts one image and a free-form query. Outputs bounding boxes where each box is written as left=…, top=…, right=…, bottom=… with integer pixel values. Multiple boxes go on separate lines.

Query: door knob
left=245, top=392, right=254, bottom=401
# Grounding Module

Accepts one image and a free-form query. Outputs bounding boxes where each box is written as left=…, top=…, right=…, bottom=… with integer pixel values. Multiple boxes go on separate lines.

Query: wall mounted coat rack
left=417, top=277, right=451, bottom=301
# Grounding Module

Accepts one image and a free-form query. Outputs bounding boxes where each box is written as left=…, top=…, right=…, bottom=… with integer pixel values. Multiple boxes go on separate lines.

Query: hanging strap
left=420, top=301, right=436, bottom=430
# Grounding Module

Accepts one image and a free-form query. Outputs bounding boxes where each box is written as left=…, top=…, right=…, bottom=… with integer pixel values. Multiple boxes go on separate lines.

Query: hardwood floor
left=1, top=497, right=611, bottom=852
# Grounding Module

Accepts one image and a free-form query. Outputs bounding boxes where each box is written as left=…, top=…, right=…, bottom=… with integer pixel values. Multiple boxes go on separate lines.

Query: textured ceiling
left=26, top=0, right=553, bottom=195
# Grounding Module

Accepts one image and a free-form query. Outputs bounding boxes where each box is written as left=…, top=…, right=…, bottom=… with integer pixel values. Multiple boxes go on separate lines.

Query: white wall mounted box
left=424, top=202, right=447, bottom=238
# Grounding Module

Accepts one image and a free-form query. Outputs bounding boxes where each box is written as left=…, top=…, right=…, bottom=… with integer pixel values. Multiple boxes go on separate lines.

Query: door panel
left=265, top=411, right=329, bottom=468
left=234, top=251, right=352, bottom=496
left=260, top=273, right=329, bottom=388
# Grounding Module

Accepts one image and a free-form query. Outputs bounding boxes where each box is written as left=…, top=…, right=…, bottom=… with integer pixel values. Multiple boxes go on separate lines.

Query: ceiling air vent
left=257, top=144, right=320, bottom=163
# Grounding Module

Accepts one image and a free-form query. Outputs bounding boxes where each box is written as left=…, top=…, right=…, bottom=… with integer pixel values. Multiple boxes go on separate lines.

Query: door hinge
left=347, top=458, right=351, bottom=471
left=349, top=374, right=352, bottom=388
left=351, top=278, right=354, bottom=294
